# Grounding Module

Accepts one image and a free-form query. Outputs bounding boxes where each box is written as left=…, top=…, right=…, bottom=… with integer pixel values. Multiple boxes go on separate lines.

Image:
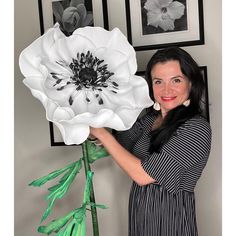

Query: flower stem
left=82, top=140, right=99, bottom=236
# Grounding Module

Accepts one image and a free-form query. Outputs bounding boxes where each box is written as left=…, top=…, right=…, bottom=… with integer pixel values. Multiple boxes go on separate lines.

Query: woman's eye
left=153, top=79, right=162, bottom=85
left=173, top=78, right=181, bottom=83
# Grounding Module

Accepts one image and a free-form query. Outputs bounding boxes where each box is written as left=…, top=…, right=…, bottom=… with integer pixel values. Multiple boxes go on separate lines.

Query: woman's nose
left=163, top=84, right=172, bottom=94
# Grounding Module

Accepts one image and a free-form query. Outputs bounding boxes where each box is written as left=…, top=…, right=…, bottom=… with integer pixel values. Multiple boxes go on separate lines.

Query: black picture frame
left=38, top=0, right=108, bottom=146
left=199, top=66, right=210, bottom=122
left=136, top=66, right=210, bottom=122
left=125, top=0, right=204, bottom=51
left=38, top=0, right=109, bottom=35
left=49, top=122, right=76, bottom=146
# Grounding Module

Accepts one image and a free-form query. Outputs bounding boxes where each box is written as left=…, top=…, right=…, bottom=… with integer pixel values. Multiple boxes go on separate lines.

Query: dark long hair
left=145, top=47, right=205, bottom=153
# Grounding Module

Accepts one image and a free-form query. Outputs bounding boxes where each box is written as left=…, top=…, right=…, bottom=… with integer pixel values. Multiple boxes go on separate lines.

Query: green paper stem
left=82, top=140, right=99, bottom=236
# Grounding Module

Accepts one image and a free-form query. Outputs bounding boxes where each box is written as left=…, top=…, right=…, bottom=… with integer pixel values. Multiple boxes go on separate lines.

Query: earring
left=183, top=99, right=190, bottom=107
left=153, top=102, right=161, bottom=111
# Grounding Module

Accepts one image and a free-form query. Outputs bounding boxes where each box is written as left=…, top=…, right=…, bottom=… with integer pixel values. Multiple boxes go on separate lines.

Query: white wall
left=15, top=0, right=221, bottom=235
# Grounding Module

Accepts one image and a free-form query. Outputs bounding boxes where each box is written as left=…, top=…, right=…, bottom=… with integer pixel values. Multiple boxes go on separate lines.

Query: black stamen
left=69, top=96, right=73, bottom=105
left=98, top=98, right=103, bottom=105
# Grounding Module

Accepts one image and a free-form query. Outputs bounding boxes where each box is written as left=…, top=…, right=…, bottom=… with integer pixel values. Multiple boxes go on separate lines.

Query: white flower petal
left=71, top=90, right=89, bottom=114
left=157, top=0, right=173, bottom=8
left=44, top=81, right=76, bottom=107
left=105, top=28, right=137, bottom=74
left=23, top=84, right=49, bottom=109
left=146, top=11, right=162, bottom=28
left=167, top=1, right=185, bottom=19
left=114, top=107, right=144, bottom=130
left=54, top=121, right=90, bottom=145
left=129, top=75, right=154, bottom=107
left=144, top=0, right=173, bottom=10
left=94, top=48, right=131, bottom=83
left=99, top=88, right=134, bottom=108
left=19, top=24, right=64, bottom=78
left=23, top=76, right=45, bottom=94
left=159, top=17, right=175, bottom=31
left=52, top=107, right=75, bottom=122
left=73, top=27, right=137, bottom=74
left=72, top=109, right=126, bottom=130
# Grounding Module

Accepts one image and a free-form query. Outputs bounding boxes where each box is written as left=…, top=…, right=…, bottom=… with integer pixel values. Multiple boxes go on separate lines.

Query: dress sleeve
left=141, top=117, right=212, bottom=194
left=115, top=114, right=149, bottom=151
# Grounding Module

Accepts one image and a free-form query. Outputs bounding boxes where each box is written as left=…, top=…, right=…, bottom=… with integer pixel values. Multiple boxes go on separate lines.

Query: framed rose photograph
left=38, top=0, right=109, bottom=35
left=125, top=0, right=205, bottom=51
left=136, top=66, right=210, bottom=122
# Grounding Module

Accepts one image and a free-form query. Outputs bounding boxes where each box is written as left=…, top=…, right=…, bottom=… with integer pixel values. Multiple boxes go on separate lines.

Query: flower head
left=19, top=24, right=153, bottom=145
left=144, top=0, right=185, bottom=31
left=52, top=0, right=93, bottom=35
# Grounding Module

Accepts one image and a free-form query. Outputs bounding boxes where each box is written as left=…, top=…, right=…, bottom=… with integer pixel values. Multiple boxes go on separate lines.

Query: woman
left=90, top=47, right=212, bottom=236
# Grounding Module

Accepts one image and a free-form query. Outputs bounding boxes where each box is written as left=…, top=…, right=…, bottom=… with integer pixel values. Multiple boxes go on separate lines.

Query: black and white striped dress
left=116, top=113, right=211, bottom=236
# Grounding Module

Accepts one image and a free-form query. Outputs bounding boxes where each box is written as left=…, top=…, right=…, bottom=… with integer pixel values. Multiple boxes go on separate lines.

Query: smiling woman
left=89, top=47, right=212, bottom=236
left=151, top=60, right=191, bottom=117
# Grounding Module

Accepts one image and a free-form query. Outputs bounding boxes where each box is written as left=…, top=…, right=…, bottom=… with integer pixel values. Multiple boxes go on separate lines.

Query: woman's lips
left=161, top=96, right=177, bottom=102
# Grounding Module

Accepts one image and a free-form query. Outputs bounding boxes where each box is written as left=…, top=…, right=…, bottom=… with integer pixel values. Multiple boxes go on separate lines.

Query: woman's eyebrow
left=152, top=75, right=184, bottom=80
left=170, top=75, right=185, bottom=79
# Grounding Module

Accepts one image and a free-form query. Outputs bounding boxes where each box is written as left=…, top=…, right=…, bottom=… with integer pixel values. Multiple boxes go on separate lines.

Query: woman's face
left=151, top=60, right=191, bottom=117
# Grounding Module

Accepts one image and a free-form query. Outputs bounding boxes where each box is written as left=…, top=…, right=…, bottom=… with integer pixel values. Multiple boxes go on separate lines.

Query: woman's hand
left=89, top=127, right=110, bottom=142
left=89, top=126, right=156, bottom=186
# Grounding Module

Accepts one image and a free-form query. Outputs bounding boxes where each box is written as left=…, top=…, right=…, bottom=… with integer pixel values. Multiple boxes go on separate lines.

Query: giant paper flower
left=19, top=24, right=153, bottom=145
left=144, top=0, right=185, bottom=31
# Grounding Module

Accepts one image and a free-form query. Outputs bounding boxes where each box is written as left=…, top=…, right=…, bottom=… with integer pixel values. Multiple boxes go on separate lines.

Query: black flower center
left=78, top=67, right=98, bottom=88
left=50, top=51, right=118, bottom=106
left=161, top=7, right=167, bottom=13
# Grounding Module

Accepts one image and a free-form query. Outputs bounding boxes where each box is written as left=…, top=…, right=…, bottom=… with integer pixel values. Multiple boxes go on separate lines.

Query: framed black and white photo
left=125, top=0, right=204, bottom=51
left=136, top=66, right=210, bottom=122
left=38, top=0, right=108, bottom=35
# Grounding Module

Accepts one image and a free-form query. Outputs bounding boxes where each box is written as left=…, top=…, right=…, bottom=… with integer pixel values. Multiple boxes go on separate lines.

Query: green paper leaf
left=74, top=206, right=87, bottom=236
left=39, top=160, right=82, bottom=221
left=86, top=141, right=109, bottom=164
left=89, top=202, right=108, bottom=209
left=29, top=161, right=78, bottom=187
left=77, top=216, right=86, bottom=236
left=38, top=210, right=76, bottom=234
left=83, top=171, right=93, bottom=204
left=41, top=195, right=58, bottom=222
left=61, top=220, right=75, bottom=236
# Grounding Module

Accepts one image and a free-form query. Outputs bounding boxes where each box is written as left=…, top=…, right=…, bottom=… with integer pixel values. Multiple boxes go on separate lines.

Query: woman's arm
left=90, top=127, right=155, bottom=186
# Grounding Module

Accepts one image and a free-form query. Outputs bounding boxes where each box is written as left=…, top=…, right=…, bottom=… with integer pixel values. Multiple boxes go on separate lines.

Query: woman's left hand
left=89, top=127, right=109, bottom=142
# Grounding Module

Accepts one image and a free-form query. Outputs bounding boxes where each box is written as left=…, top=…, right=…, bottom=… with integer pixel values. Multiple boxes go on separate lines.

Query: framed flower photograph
left=38, top=0, right=109, bottom=35
left=136, top=66, right=210, bottom=122
left=125, top=0, right=204, bottom=51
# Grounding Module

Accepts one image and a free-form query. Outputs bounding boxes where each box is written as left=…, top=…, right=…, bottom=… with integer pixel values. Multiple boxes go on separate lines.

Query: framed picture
left=125, top=0, right=204, bottom=51
left=38, top=0, right=108, bottom=146
left=136, top=66, right=210, bottom=122
left=38, top=0, right=109, bottom=35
